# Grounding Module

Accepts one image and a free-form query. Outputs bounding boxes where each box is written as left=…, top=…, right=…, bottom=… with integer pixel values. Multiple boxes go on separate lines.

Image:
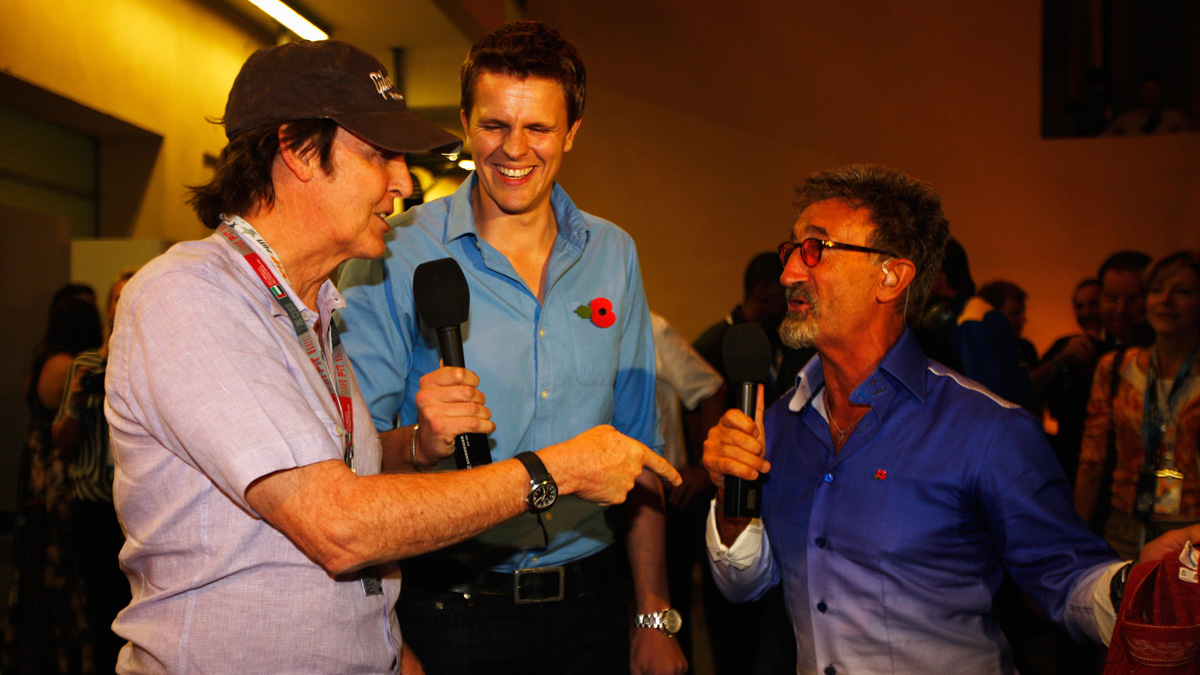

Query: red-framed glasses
left=778, top=238, right=898, bottom=268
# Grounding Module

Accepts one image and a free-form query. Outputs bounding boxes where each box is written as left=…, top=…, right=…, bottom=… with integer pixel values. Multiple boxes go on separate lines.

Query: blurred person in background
left=1033, top=278, right=1104, bottom=485
left=7, top=290, right=103, bottom=673
left=51, top=269, right=138, bottom=672
left=1076, top=251, right=1200, bottom=560
left=977, top=280, right=1037, bottom=371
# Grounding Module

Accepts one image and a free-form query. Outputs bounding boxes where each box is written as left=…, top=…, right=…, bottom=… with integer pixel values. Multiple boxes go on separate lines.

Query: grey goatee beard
left=780, top=285, right=819, bottom=349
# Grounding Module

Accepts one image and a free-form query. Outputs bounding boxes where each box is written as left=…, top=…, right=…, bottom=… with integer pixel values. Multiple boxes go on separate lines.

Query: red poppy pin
left=874, top=469, right=887, bottom=480
left=574, top=297, right=616, bottom=328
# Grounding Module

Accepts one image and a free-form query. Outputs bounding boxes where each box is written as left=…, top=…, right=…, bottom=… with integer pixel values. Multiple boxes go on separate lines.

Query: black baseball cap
left=224, top=40, right=461, bottom=155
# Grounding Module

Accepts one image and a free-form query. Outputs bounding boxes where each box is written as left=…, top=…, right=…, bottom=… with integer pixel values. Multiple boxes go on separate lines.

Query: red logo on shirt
left=875, top=469, right=887, bottom=480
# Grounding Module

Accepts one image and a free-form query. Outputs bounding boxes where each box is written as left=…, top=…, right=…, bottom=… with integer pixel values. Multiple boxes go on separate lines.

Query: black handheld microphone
left=412, top=258, right=493, bottom=470
left=721, top=322, right=772, bottom=518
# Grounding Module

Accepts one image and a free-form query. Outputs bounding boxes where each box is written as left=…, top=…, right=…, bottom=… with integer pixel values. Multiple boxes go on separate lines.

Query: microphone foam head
left=723, top=322, right=772, bottom=383
left=413, top=258, right=470, bottom=328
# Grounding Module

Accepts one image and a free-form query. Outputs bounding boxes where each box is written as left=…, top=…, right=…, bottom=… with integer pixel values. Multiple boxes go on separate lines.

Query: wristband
left=410, top=423, right=421, bottom=472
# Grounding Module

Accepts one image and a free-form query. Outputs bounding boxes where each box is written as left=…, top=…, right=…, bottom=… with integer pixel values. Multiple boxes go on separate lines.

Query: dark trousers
left=702, top=579, right=796, bottom=675
left=398, top=571, right=629, bottom=674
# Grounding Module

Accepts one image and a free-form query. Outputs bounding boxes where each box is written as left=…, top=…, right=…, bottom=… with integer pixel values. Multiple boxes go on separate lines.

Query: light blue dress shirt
left=710, top=329, right=1118, bottom=674
left=337, top=175, right=659, bottom=571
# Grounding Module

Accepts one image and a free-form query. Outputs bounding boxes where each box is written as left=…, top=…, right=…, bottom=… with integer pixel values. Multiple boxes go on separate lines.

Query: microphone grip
left=433, top=326, right=493, bottom=469
left=436, top=327, right=465, bottom=368
left=737, top=382, right=756, bottom=417
left=454, top=432, right=493, bottom=470
left=724, top=381, right=762, bottom=518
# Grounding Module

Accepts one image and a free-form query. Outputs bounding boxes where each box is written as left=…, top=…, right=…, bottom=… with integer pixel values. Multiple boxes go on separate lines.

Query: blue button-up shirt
left=709, top=329, right=1117, bottom=674
left=337, top=175, right=659, bottom=571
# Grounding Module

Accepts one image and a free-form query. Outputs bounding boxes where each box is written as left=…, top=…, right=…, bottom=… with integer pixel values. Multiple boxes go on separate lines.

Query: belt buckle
left=513, top=566, right=565, bottom=604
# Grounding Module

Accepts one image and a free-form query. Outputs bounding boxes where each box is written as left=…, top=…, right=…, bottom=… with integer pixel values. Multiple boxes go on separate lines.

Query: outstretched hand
left=539, top=425, right=681, bottom=506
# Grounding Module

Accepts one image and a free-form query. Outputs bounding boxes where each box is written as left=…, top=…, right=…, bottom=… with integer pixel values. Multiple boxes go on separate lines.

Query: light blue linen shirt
left=337, top=175, right=659, bottom=571
left=708, top=329, right=1119, bottom=674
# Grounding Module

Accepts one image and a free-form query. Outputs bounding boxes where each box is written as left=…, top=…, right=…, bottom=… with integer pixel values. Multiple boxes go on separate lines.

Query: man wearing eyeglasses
left=700, top=164, right=1200, bottom=674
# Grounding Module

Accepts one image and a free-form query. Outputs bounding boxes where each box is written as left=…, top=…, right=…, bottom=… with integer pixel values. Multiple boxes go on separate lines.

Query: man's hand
left=702, top=384, right=770, bottom=494
left=539, top=426, right=681, bottom=505
left=630, top=628, right=687, bottom=675
left=1137, top=524, right=1200, bottom=567
left=702, top=386, right=767, bottom=544
left=412, top=365, right=495, bottom=467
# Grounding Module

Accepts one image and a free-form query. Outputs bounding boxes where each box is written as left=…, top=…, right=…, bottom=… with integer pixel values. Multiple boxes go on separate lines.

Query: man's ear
left=878, top=259, right=916, bottom=302
left=277, top=125, right=317, bottom=182
left=563, top=118, right=582, bottom=153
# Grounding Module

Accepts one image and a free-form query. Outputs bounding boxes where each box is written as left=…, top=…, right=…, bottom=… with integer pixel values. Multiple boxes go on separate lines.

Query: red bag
left=1104, top=547, right=1200, bottom=674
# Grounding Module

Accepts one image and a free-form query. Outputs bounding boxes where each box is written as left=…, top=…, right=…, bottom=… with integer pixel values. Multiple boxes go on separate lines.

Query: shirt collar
left=215, top=215, right=342, bottom=321
left=787, top=328, right=928, bottom=413
left=443, top=173, right=590, bottom=252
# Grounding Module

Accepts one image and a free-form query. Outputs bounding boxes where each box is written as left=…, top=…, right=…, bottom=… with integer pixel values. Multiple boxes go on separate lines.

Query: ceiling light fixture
left=246, top=0, right=328, bottom=41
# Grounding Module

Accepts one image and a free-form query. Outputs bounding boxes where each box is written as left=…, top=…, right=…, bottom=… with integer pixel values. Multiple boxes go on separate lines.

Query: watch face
left=662, top=608, right=682, bottom=634
left=529, top=483, right=557, bottom=511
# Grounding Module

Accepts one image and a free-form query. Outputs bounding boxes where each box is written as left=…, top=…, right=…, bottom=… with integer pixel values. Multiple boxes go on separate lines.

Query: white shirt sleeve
left=1089, top=560, right=1127, bottom=646
left=704, top=498, right=778, bottom=602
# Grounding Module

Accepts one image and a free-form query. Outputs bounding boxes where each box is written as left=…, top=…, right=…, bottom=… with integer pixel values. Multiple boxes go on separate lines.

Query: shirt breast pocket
left=564, top=299, right=621, bottom=387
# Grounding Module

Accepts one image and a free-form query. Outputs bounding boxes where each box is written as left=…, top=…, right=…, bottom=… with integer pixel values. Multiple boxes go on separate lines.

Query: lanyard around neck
left=217, top=221, right=356, bottom=471
left=1142, top=345, right=1199, bottom=465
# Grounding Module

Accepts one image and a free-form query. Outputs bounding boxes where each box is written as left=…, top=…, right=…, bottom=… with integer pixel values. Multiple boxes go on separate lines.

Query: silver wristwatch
left=634, top=607, right=682, bottom=636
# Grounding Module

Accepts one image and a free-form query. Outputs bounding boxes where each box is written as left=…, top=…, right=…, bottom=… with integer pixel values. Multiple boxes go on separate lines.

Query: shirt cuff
left=705, top=497, right=765, bottom=570
left=1091, top=559, right=1128, bottom=646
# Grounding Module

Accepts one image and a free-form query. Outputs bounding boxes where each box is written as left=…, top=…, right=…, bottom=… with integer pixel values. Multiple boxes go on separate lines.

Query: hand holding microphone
left=413, top=258, right=495, bottom=469
left=712, top=322, right=772, bottom=518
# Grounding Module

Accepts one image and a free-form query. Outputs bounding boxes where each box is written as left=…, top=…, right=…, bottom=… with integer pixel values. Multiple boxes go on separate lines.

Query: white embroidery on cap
left=369, top=72, right=404, bottom=102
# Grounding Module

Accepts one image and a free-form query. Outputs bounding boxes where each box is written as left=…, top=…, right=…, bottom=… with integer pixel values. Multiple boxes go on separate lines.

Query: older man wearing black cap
left=104, top=40, right=678, bottom=674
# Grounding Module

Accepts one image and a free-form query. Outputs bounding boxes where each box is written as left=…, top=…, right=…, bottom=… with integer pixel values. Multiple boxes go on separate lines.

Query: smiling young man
left=337, top=20, right=686, bottom=675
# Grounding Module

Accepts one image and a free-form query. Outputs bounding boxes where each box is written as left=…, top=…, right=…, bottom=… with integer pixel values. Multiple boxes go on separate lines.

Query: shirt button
left=823, top=473, right=834, bottom=484
left=539, top=329, right=546, bottom=337
left=824, top=666, right=836, bottom=675
left=334, top=425, right=344, bottom=435
left=815, top=537, right=826, bottom=549
left=531, top=557, right=539, bottom=563
left=540, top=390, right=549, bottom=399
left=817, top=601, right=827, bottom=613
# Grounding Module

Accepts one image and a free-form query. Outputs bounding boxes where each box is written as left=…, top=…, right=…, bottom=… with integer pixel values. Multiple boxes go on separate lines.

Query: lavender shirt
left=105, top=229, right=400, bottom=674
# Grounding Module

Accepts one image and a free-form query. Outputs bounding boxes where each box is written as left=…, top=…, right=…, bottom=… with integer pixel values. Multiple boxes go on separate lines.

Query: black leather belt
left=402, top=548, right=618, bottom=604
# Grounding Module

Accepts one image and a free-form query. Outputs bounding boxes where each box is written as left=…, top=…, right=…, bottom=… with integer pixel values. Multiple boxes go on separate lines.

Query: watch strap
left=635, top=608, right=680, bottom=635
left=514, top=451, right=551, bottom=484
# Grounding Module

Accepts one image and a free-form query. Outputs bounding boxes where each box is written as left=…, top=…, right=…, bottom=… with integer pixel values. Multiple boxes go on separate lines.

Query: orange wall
left=532, top=1, right=1200, bottom=353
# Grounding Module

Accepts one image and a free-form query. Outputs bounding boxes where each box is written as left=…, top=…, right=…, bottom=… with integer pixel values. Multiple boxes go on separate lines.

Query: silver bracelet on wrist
left=410, top=423, right=421, bottom=472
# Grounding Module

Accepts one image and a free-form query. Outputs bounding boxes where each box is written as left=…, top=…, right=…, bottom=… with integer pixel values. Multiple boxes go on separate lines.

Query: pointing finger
left=642, top=448, right=682, bottom=487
